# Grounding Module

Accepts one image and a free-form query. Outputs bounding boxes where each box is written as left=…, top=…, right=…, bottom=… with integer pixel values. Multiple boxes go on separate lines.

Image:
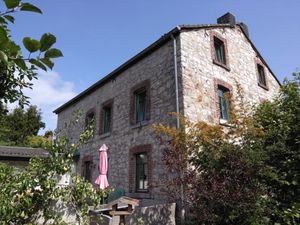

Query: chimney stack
left=217, top=12, right=236, bottom=26
left=217, top=13, right=250, bottom=38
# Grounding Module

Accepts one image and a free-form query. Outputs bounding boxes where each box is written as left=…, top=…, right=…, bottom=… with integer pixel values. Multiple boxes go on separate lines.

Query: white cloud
left=23, top=70, right=77, bottom=133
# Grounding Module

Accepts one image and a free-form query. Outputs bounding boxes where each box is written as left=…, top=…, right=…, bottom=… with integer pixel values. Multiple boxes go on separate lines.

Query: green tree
left=255, top=71, right=300, bottom=224
left=0, top=0, right=62, bottom=107
left=154, top=84, right=268, bottom=224
left=155, top=74, right=300, bottom=224
left=0, top=105, right=45, bottom=145
left=0, top=117, right=108, bottom=224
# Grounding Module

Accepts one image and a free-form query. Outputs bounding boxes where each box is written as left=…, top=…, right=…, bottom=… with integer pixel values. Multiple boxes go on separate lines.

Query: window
left=257, top=64, right=267, bottom=87
left=130, top=80, right=151, bottom=125
left=83, top=161, right=92, bottom=182
left=218, top=86, right=230, bottom=121
left=136, top=153, right=148, bottom=192
left=85, top=111, right=95, bottom=128
left=135, top=89, right=147, bottom=123
left=99, top=99, right=113, bottom=136
left=211, top=32, right=230, bottom=71
left=214, top=37, right=226, bottom=65
left=103, top=105, right=111, bottom=133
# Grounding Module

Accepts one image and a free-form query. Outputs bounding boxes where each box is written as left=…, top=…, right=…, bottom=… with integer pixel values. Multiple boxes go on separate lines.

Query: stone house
left=54, top=13, right=280, bottom=207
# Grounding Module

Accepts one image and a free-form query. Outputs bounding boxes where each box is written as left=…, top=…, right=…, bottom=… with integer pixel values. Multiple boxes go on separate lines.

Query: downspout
left=171, top=31, right=185, bottom=224
left=171, top=32, right=180, bottom=129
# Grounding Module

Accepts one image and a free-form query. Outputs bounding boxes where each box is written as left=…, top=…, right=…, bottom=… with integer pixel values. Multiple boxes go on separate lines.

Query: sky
left=4, top=0, right=300, bottom=133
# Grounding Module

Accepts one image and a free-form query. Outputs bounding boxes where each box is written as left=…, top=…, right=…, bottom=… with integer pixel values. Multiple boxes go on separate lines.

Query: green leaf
left=0, top=17, right=8, bottom=24
left=40, top=58, right=54, bottom=69
left=6, top=40, right=21, bottom=57
left=0, top=50, right=8, bottom=63
left=40, top=33, right=56, bottom=52
left=44, top=48, right=63, bottom=58
left=0, top=27, right=8, bottom=45
left=14, top=58, right=27, bottom=70
left=29, top=58, right=47, bottom=71
left=3, top=15, right=15, bottom=23
left=23, top=37, right=40, bottom=53
left=20, top=3, right=42, bottom=14
left=4, top=0, right=20, bottom=8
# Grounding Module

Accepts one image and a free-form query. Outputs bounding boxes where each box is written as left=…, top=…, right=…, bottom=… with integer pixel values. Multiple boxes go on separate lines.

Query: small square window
left=257, top=64, right=267, bottom=87
left=218, top=86, right=230, bottom=121
left=136, top=153, right=148, bottom=192
left=102, top=106, right=111, bottom=134
left=214, top=37, right=226, bottom=65
left=135, top=89, right=147, bottom=123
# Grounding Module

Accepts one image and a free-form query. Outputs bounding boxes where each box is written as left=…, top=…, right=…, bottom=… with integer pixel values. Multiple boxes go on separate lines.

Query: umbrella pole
left=119, top=215, right=125, bottom=225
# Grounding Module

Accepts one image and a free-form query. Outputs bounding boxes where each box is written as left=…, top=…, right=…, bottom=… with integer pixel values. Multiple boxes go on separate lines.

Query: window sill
left=131, top=120, right=149, bottom=129
left=128, top=192, right=151, bottom=199
left=258, top=83, right=269, bottom=91
left=99, top=132, right=111, bottom=139
left=213, top=59, right=230, bottom=71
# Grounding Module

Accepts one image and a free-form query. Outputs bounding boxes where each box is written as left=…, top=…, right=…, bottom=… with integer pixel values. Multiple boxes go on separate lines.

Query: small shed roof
left=0, top=146, right=49, bottom=159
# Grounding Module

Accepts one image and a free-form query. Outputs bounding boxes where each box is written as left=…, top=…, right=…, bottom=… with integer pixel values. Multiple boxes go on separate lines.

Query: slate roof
left=0, top=146, right=49, bottom=159
left=53, top=23, right=280, bottom=114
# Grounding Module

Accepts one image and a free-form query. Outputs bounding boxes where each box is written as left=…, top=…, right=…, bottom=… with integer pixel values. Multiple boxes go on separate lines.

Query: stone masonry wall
left=56, top=39, right=180, bottom=206
left=179, top=26, right=280, bottom=123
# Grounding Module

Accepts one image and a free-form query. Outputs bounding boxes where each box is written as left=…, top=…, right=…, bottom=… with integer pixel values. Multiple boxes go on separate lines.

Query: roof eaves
left=179, top=24, right=234, bottom=30
left=53, top=26, right=181, bottom=114
left=54, top=23, right=280, bottom=114
left=53, top=24, right=233, bottom=114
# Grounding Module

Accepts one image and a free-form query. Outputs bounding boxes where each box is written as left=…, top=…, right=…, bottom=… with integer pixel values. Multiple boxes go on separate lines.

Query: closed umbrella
left=95, top=144, right=109, bottom=189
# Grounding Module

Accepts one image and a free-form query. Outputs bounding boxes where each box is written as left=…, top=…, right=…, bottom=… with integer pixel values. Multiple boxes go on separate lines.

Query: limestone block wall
left=56, top=39, right=179, bottom=205
left=179, top=26, right=280, bottom=124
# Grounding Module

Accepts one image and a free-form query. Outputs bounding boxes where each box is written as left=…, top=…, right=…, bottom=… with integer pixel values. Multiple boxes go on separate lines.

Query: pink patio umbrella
left=95, top=144, right=109, bottom=189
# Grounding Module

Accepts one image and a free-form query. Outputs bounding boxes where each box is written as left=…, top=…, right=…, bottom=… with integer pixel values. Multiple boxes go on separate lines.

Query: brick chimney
left=217, top=12, right=236, bottom=26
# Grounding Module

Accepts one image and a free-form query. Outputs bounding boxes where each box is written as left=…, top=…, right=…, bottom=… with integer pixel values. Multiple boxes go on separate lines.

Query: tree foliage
left=0, top=105, right=45, bottom=145
left=154, top=74, right=300, bottom=224
left=0, top=0, right=63, bottom=107
left=0, top=115, right=108, bottom=225
left=255, top=72, right=300, bottom=224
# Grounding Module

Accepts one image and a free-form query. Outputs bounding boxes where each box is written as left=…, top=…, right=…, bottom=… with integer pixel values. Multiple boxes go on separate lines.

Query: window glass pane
left=86, top=112, right=95, bottom=128
left=84, top=161, right=92, bottom=182
left=103, top=106, right=111, bottom=133
left=135, top=90, right=146, bottom=123
left=258, top=65, right=266, bottom=86
left=214, top=38, right=226, bottom=64
left=136, top=153, right=148, bottom=191
left=218, top=87, right=230, bottom=120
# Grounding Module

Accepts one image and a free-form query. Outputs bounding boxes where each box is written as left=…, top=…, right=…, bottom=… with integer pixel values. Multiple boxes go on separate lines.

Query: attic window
left=214, top=37, right=226, bottom=65
left=211, top=32, right=230, bottom=71
left=257, top=64, right=268, bottom=89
